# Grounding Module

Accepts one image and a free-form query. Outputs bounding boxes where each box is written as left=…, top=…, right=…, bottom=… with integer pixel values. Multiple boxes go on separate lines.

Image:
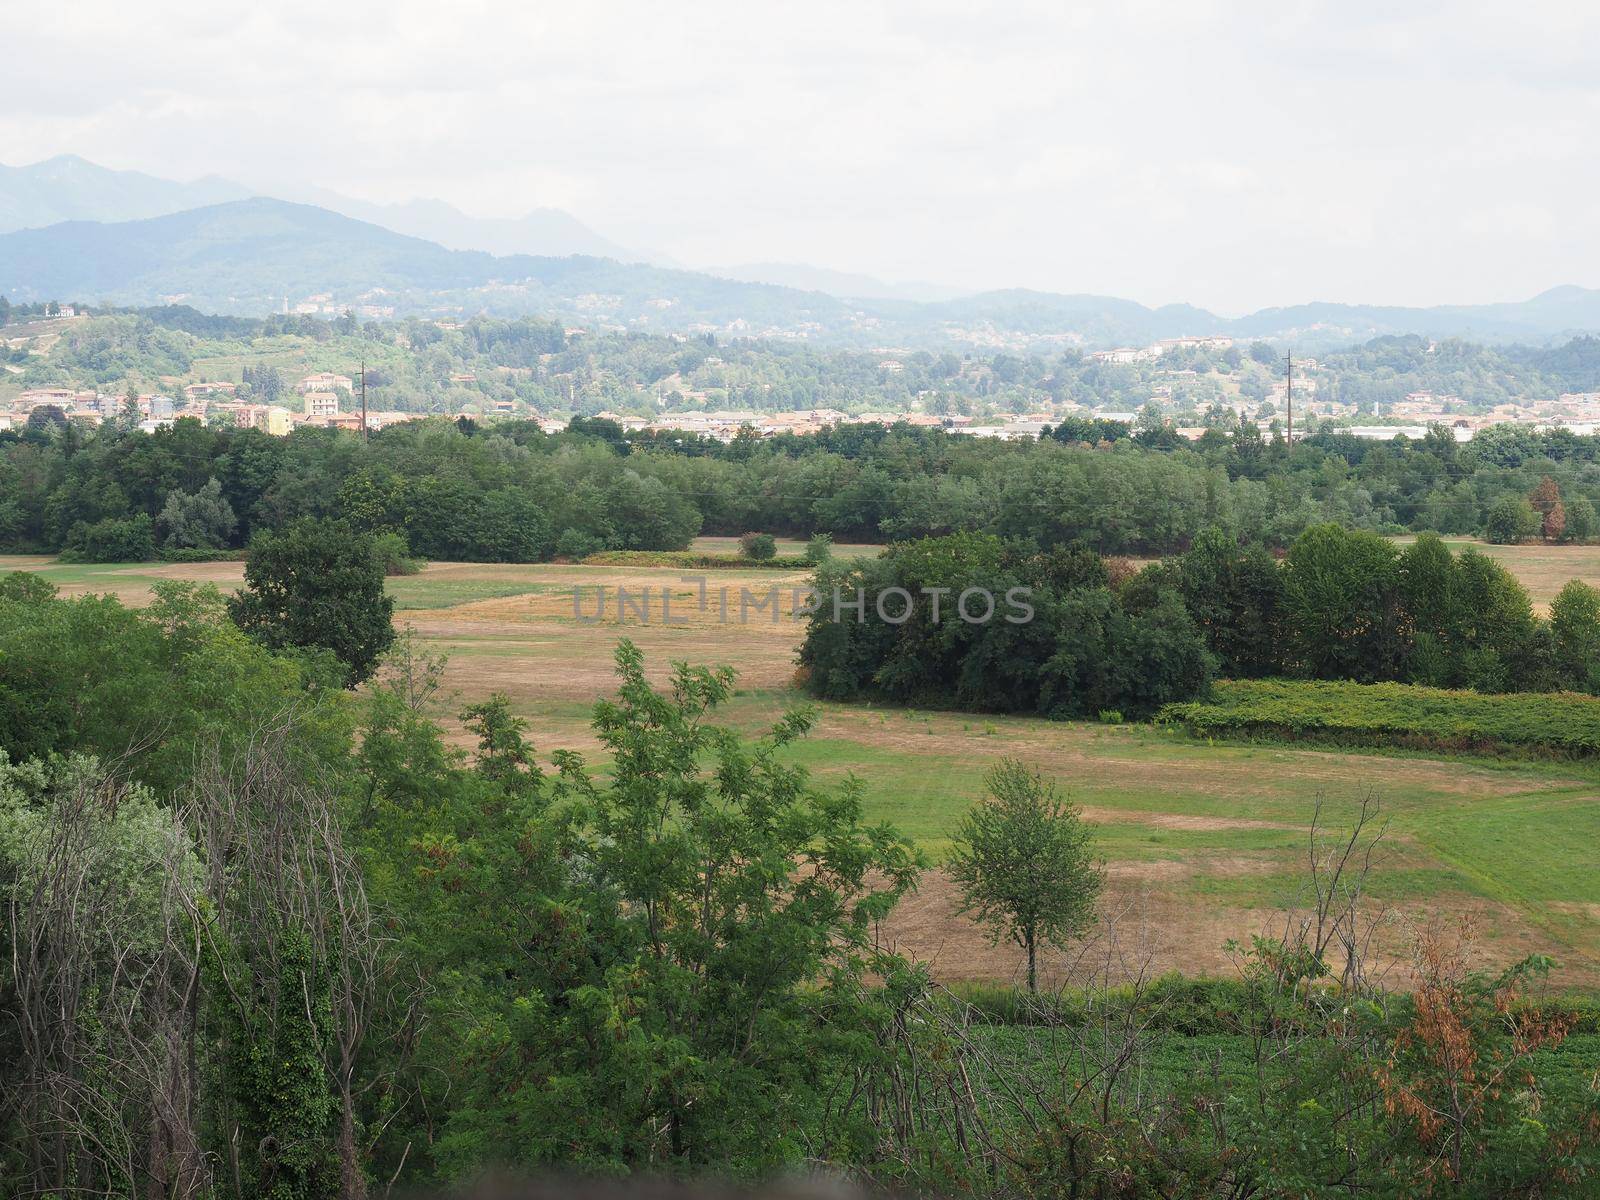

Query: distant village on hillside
left=7, top=309, right=1600, bottom=442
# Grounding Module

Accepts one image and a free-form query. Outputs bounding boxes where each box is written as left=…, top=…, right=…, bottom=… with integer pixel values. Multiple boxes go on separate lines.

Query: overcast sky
left=3, top=0, right=1598, bottom=313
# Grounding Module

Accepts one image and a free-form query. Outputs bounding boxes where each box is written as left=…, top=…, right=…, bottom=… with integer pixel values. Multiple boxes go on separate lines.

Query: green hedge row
left=54, top=547, right=251, bottom=565
left=157, top=547, right=251, bottom=563
left=1159, top=678, right=1600, bottom=758
left=948, top=976, right=1600, bottom=1036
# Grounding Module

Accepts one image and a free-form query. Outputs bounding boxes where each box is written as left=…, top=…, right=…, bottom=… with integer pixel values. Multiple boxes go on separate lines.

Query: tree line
left=7, top=409, right=1600, bottom=563
left=801, top=526, right=1600, bottom=716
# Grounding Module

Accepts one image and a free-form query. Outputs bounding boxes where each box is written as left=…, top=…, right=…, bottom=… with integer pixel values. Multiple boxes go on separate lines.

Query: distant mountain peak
left=1529, top=284, right=1593, bottom=302
left=0, top=154, right=657, bottom=263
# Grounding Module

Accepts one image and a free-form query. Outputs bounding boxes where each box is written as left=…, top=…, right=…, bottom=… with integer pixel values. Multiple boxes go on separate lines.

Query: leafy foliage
left=737, top=530, right=777, bottom=560
left=1, top=583, right=1598, bottom=1196
left=157, top=476, right=238, bottom=549
left=228, top=517, right=395, bottom=685
left=1161, top=678, right=1600, bottom=757
left=947, top=759, right=1103, bottom=992
left=800, top=532, right=1215, bottom=717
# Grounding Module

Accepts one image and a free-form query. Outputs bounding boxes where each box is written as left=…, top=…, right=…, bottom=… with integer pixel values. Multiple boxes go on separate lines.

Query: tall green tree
left=947, top=759, right=1102, bottom=993
left=1399, top=533, right=1464, bottom=685
left=1177, top=527, right=1285, bottom=677
left=1484, top=494, right=1539, bottom=545
left=158, top=476, right=238, bottom=549
left=229, top=518, right=395, bottom=685
left=1282, top=524, right=1405, bottom=682
left=1550, top=579, right=1600, bottom=693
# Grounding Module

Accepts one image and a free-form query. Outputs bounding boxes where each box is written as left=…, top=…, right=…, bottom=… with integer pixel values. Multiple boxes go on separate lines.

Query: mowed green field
left=6, top=545, right=1600, bottom=990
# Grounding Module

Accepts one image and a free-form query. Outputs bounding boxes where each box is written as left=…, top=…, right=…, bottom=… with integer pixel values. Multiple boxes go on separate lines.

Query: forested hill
left=10, top=303, right=1600, bottom=420
left=7, top=198, right=1600, bottom=349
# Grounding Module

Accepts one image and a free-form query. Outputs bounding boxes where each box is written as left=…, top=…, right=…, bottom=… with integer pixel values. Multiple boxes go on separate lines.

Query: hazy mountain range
left=0, top=155, right=651, bottom=264
left=5, top=157, right=1600, bottom=351
left=0, top=156, right=251, bottom=231
left=0, top=198, right=853, bottom=333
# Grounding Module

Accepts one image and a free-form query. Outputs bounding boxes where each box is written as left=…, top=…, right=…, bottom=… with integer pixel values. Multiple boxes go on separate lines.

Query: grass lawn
left=691, top=535, right=883, bottom=560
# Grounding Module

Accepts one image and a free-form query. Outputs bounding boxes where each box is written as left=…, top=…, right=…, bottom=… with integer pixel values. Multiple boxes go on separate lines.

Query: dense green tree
left=1176, top=528, right=1286, bottom=677
left=0, top=581, right=347, bottom=793
left=1484, top=494, right=1539, bottom=544
left=379, top=642, right=921, bottom=1176
left=229, top=518, right=395, bottom=684
left=1550, top=579, right=1600, bottom=693
left=1282, top=524, right=1405, bottom=681
left=63, top=512, right=156, bottom=561
left=1400, top=533, right=1465, bottom=685
left=157, top=476, right=238, bottom=549
left=1565, top=495, right=1599, bottom=543
left=1040, top=582, right=1215, bottom=717
left=472, top=486, right=552, bottom=562
left=802, top=534, right=1213, bottom=717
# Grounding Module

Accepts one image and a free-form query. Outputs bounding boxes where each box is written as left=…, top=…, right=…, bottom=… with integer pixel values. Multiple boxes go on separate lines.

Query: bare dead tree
left=379, top=626, right=449, bottom=717
left=1296, top=789, right=1391, bottom=993
left=182, top=703, right=393, bottom=1200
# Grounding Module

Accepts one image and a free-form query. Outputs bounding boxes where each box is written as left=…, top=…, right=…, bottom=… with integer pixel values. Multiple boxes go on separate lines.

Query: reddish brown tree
left=1529, top=476, right=1566, bottom=542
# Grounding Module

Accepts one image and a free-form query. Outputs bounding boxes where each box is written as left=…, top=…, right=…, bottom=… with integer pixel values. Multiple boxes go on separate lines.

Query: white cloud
left=2, top=0, right=1599, bottom=311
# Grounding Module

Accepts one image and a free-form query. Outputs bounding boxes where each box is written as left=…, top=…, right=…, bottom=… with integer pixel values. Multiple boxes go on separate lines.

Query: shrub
left=158, top=547, right=250, bottom=564
left=554, top=528, right=606, bottom=561
left=62, top=514, right=156, bottom=562
left=0, top=571, right=57, bottom=603
left=739, top=531, right=778, bottom=561
left=370, top=530, right=423, bottom=576
left=804, top=533, right=834, bottom=565
left=579, top=549, right=810, bottom=569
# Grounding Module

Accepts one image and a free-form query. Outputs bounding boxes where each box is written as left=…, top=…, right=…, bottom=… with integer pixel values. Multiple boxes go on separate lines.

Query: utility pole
left=360, top=358, right=368, bottom=443
left=1285, top=351, right=1293, bottom=448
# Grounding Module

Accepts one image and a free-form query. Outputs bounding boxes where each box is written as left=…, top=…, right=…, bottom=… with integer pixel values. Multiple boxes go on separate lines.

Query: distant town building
left=1090, top=347, right=1157, bottom=365
left=184, top=381, right=237, bottom=400
left=297, top=372, right=354, bottom=394
left=1343, top=425, right=1473, bottom=442
left=1157, top=336, right=1235, bottom=353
